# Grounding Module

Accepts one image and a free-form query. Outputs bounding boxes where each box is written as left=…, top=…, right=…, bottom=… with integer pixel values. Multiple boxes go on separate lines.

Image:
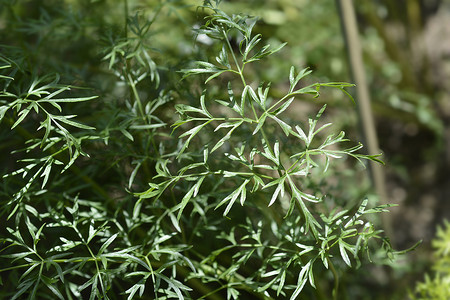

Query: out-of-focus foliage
left=410, top=220, right=450, bottom=300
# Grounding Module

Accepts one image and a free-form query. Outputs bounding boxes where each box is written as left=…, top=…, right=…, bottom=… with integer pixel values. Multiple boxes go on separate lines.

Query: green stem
left=266, top=81, right=328, bottom=114
left=223, top=39, right=286, bottom=175
left=124, top=0, right=129, bottom=38
left=222, top=30, right=260, bottom=122
left=127, top=73, right=146, bottom=122
left=0, top=263, right=36, bottom=272
left=327, top=257, right=339, bottom=300
left=223, top=31, right=246, bottom=86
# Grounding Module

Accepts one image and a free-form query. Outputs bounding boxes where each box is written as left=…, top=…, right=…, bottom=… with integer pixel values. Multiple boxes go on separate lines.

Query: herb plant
left=410, top=220, right=450, bottom=300
left=0, top=1, right=396, bottom=299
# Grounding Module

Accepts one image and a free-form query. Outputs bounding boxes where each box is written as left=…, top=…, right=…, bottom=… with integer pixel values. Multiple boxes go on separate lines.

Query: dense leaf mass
left=0, top=1, right=407, bottom=299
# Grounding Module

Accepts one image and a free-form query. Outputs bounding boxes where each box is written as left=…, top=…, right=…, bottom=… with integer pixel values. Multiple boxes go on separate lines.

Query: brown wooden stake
left=336, top=0, right=394, bottom=241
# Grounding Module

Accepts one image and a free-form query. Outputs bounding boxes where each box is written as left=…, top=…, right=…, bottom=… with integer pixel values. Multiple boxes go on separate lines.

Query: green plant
left=410, top=221, right=450, bottom=300
left=0, top=1, right=399, bottom=299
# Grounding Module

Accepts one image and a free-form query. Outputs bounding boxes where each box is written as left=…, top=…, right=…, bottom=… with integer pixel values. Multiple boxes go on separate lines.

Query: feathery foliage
left=0, top=1, right=400, bottom=299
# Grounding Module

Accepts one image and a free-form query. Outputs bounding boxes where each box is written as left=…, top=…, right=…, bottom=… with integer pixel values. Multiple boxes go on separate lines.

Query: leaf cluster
left=410, top=220, right=450, bottom=300
left=0, top=1, right=396, bottom=299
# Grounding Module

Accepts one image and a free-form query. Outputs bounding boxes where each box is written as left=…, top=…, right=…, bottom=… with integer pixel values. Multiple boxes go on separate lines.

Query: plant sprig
left=137, top=2, right=391, bottom=298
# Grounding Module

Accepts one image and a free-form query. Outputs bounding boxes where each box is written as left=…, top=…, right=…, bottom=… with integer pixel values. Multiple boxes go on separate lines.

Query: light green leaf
left=211, top=120, right=243, bottom=153
left=11, top=104, right=33, bottom=129
left=216, top=179, right=250, bottom=216
left=129, top=123, right=166, bottom=130
left=290, top=261, right=311, bottom=300
left=273, top=97, right=294, bottom=116
left=120, top=128, right=134, bottom=141
left=269, top=114, right=292, bottom=136
left=176, top=176, right=205, bottom=219
left=268, top=176, right=285, bottom=206
left=339, top=239, right=352, bottom=267
left=205, top=69, right=230, bottom=83
left=200, top=93, right=212, bottom=118
left=252, top=113, right=267, bottom=135
left=289, top=67, right=313, bottom=93
left=52, top=115, right=95, bottom=130
left=0, top=104, right=11, bottom=121
left=177, top=122, right=210, bottom=158
left=42, top=276, right=64, bottom=300
left=38, top=115, right=52, bottom=148
left=98, top=233, right=118, bottom=256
